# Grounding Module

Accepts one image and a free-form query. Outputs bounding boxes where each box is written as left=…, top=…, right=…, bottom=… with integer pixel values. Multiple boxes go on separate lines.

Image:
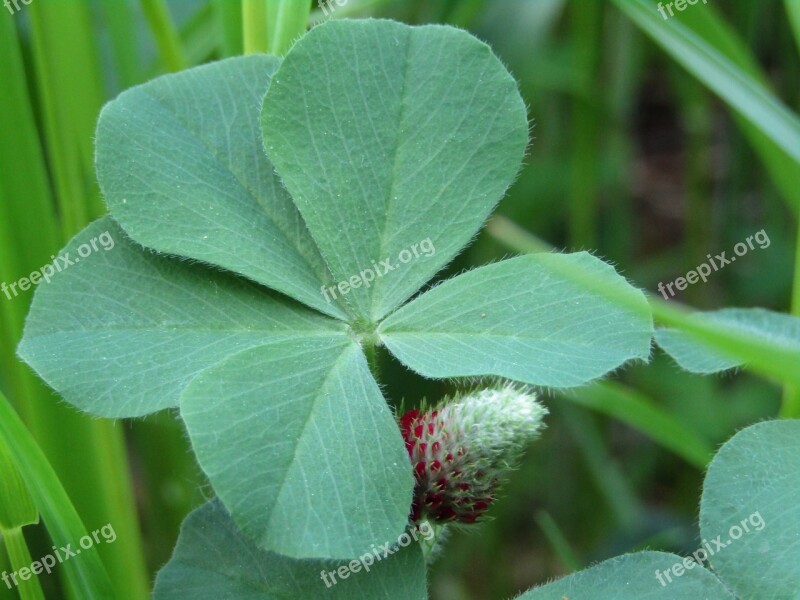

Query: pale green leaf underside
left=379, top=253, right=653, bottom=387
left=656, top=308, right=800, bottom=374
left=700, top=420, right=800, bottom=599
left=95, top=55, right=347, bottom=320
left=18, top=218, right=345, bottom=418
left=154, top=500, right=427, bottom=600
left=516, top=552, right=733, bottom=599
left=179, top=339, right=413, bottom=560
left=261, top=19, right=529, bottom=321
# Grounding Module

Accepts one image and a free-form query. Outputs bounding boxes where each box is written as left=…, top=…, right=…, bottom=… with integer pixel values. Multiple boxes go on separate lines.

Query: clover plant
left=33, top=16, right=800, bottom=599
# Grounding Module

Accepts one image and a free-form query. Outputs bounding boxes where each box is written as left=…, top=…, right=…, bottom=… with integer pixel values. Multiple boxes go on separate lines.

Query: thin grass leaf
left=0, top=17, right=60, bottom=405
left=672, top=1, right=800, bottom=214
left=19, top=4, right=151, bottom=596
left=0, top=438, right=37, bottom=530
left=1, top=528, right=45, bottom=600
left=613, top=0, right=800, bottom=171
left=488, top=216, right=800, bottom=389
left=99, top=0, right=142, bottom=88
left=535, top=511, right=582, bottom=572
left=140, top=0, right=188, bottom=72
left=568, top=0, right=603, bottom=248
left=214, top=0, right=243, bottom=56
left=0, top=391, right=115, bottom=598
left=786, top=0, right=800, bottom=52
left=243, top=0, right=268, bottom=53
left=265, top=0, right=310, bottom=55
left=566, top=381, right=714, bottom=469
left=28, top=0, right=106, bottom=231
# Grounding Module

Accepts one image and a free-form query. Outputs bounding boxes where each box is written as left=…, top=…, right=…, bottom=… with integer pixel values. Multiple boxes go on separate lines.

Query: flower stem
left=363, top=339, right=381, bottom=382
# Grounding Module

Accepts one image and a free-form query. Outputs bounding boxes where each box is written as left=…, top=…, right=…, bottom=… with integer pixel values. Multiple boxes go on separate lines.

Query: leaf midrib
left=133, top=86, right=348, bottom=319
left=264, top=343, right=356, bottom=555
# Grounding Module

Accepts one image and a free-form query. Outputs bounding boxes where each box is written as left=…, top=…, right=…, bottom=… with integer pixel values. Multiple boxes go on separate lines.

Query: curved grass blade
left=0, top=391, right=115, bottom=598
left=612, top=0, right=800, bottom=171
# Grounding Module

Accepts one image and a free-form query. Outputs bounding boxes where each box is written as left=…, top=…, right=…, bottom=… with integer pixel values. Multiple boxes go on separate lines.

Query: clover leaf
left=153, top=500, right=427, bottom=600
left=519, top=420, right=800, bottom=600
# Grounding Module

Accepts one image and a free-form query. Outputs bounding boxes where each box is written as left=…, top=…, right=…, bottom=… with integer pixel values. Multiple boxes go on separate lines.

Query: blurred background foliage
left=0, top=0, right=797, bottom=598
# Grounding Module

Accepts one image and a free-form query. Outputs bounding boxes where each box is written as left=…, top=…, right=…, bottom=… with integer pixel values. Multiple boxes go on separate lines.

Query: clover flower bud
left=400, top=385, right=547, bottom=524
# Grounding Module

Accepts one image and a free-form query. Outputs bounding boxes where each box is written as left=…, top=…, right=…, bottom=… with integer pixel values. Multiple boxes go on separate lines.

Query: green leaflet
left=153, top=500, right=427, bottom=600
left=96, top=55, right=347, bottom=320
left=516, top=551, right=733, bottom=599
left=700, top=420, right=800, bottom=599
left=518, top=420, right=800, bottom=599
left=379, top=253, right=653, bottom=387
left=261, top=19, right=529, bottom=321
left=180, top=339, right=413, bottom=559
left=656, top=308, right=800, bottom=374
left=18, top=217, right=346, bottom=418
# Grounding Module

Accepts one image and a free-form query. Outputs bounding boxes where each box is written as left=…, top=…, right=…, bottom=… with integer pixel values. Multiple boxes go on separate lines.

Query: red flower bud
left=400, top=386, right=547, bottom=524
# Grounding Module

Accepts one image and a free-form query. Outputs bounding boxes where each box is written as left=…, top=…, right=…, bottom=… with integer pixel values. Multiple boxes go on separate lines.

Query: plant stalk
left=265, top=0, right=311, bottom=55
left=243, top=0, right=269, bottom=54
left=780, top=218, right=800, bottom=418
left=140, top=0, right=187, bottom=72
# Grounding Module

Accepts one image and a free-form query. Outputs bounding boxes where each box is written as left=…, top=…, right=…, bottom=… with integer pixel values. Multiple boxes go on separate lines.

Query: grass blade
left=0, top=391, right=115, bottom=598
left=1, top=528, right=45, bottom=600
left=488, top=215, right=800, bottom=389
left=243, top=0, right=268, bottom=54
left=99, top=0, right=142, bottom=88
left=0, top=435, right=38, bottom=530
left=656, top=1, right=800, bottom=214
left=265, top=0, right=310, bottom=55
left=568, top=0, right=603, bottom=248
left=140, top=0, right=188, bottom=72
left=613, top=0, right=800, bottom=169
left=535, top=511, right=582, bottom=572
left=786, top=0, right=800, bottom=52
left=567, top=382, right=713, bottom=468
left=214, top=0, right=243, bottom=56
